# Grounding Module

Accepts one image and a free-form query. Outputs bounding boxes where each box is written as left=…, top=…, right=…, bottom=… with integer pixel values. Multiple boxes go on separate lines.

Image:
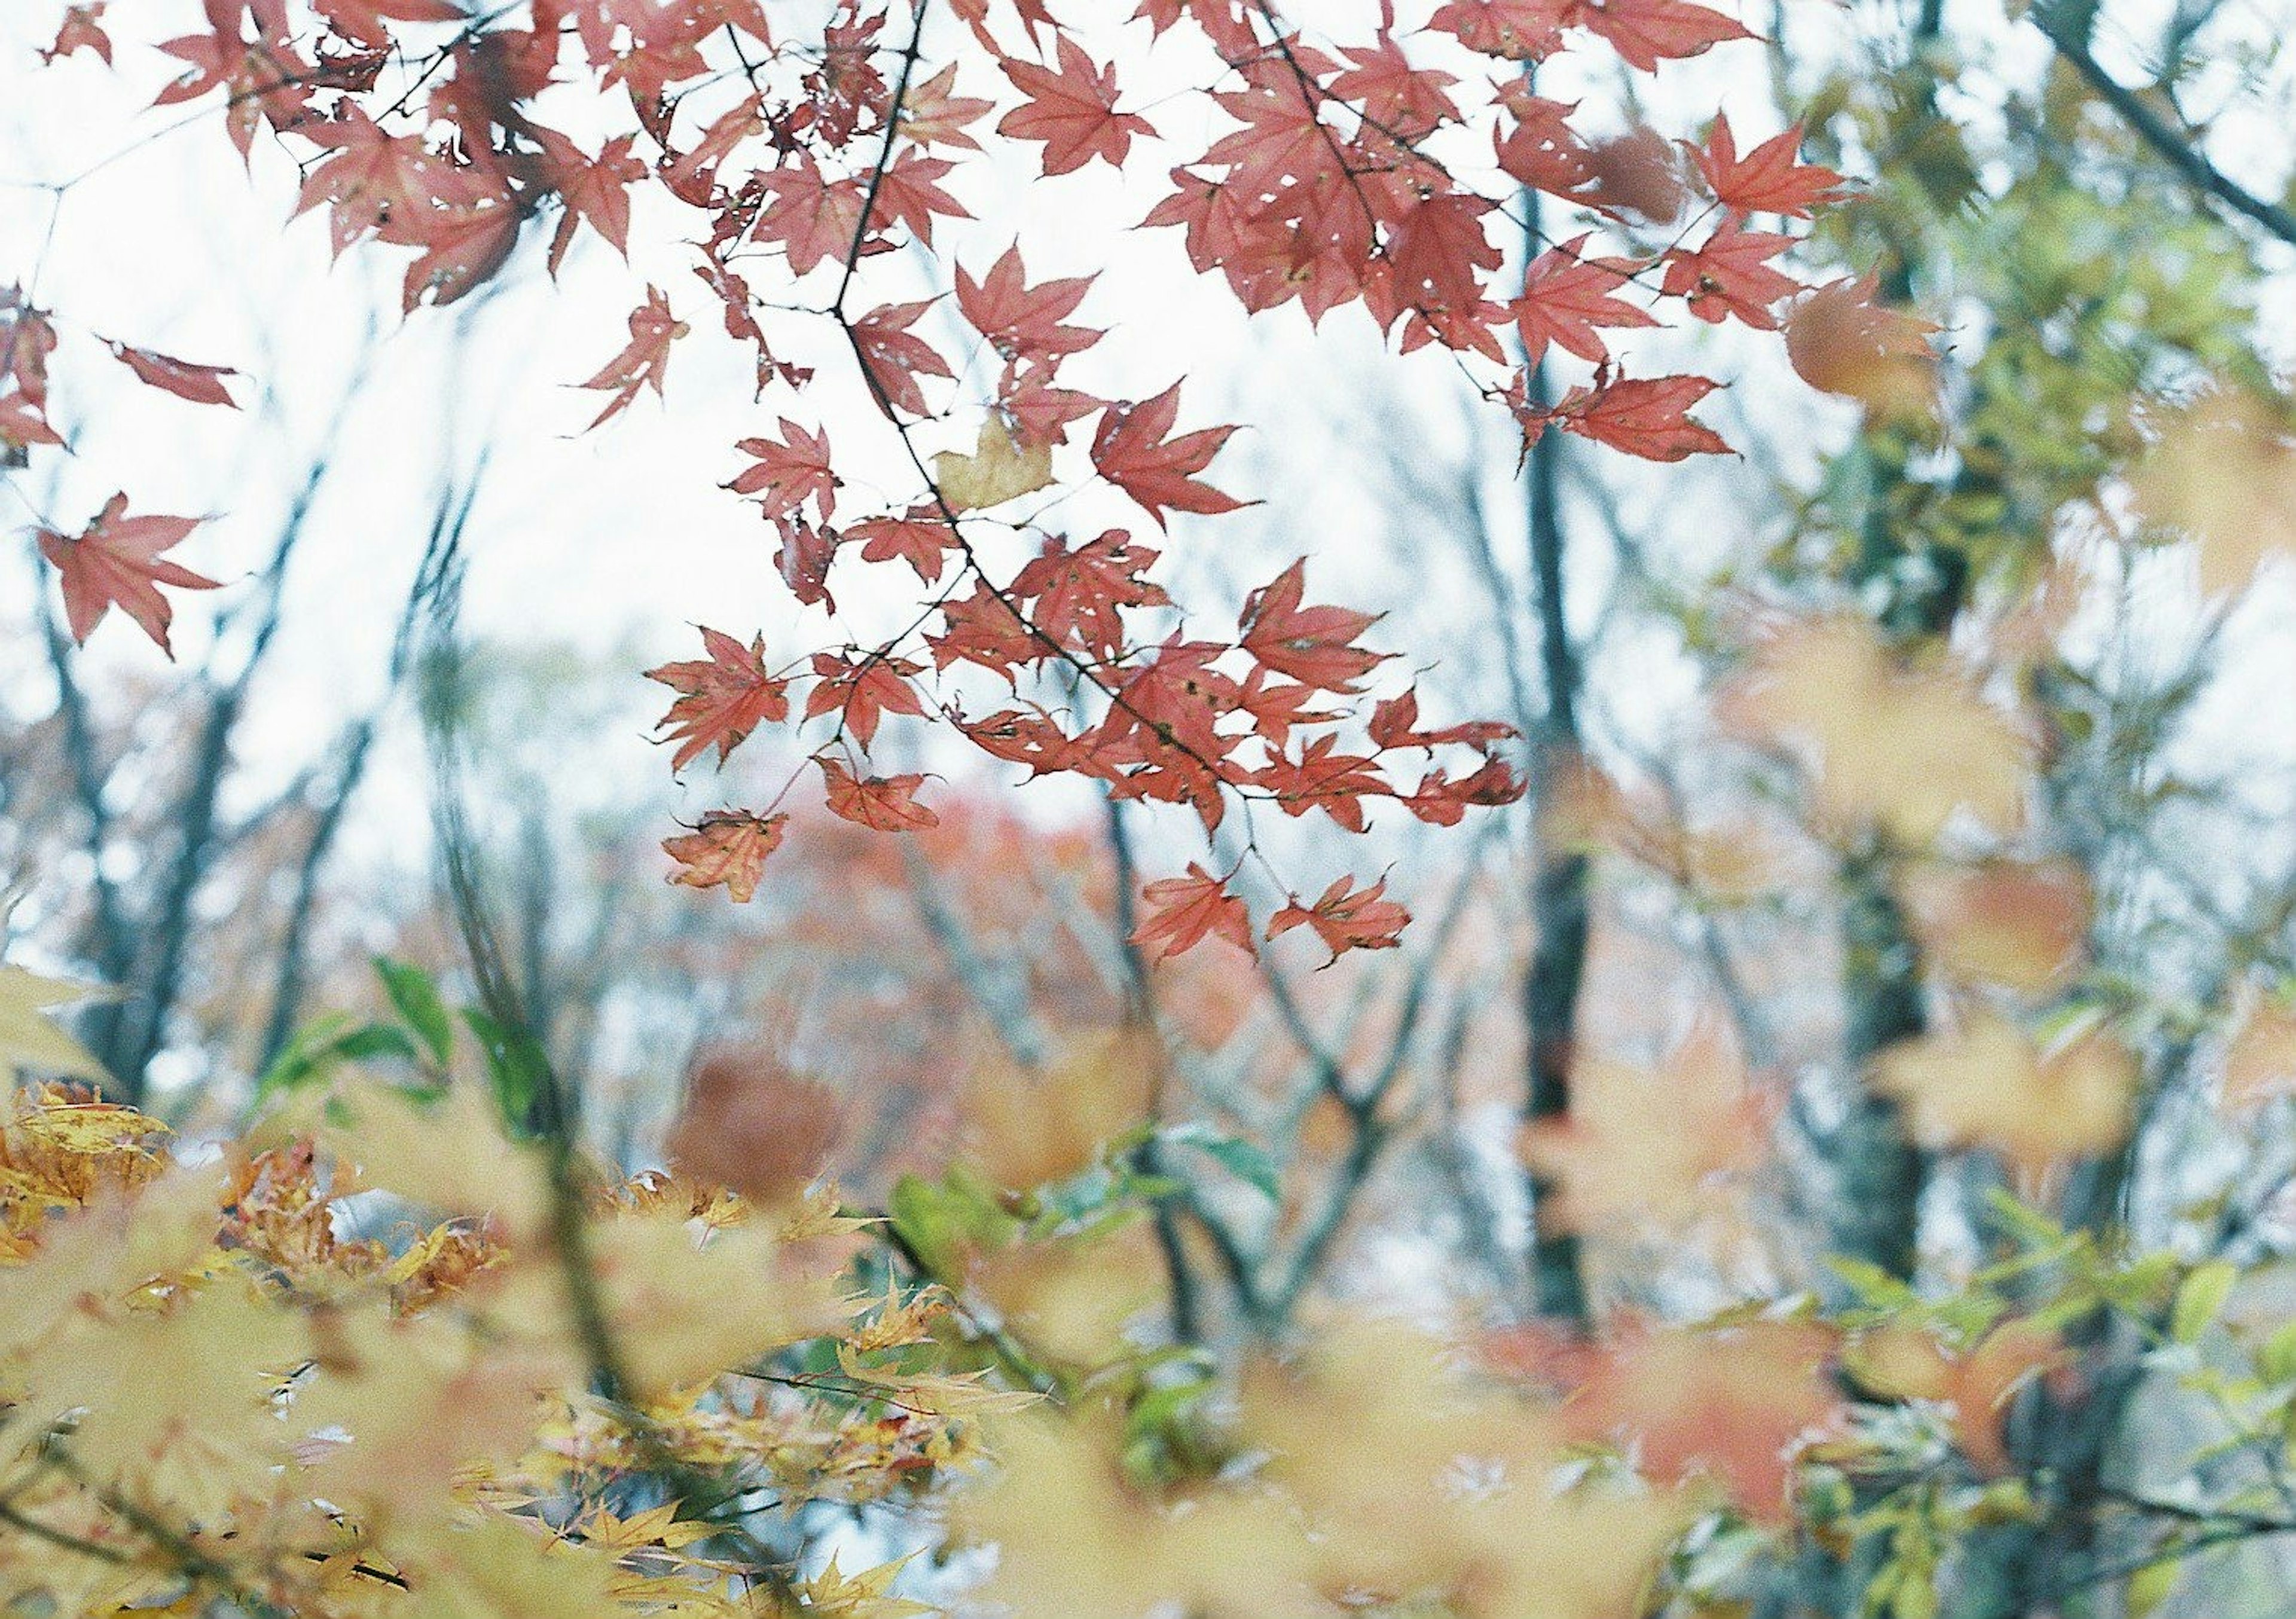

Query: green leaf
left=1162, top=1122, right=1280, bottom=1202
left=2171, top=1259, right=2239, bottom=1345
left=255, top=1014, right=414, bottom=1102
left=2124, top=1554, right=2178, bottom=1619
left=460, top=1006, right=548, bottom=1134
left=2258, top=1319, right=2296, bottom=1385
left=373, top=956, right=453, bottom=1065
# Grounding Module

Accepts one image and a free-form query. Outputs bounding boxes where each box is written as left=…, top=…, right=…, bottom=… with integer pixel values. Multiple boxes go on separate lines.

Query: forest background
left=4, top=1, right=2296, bottom=1616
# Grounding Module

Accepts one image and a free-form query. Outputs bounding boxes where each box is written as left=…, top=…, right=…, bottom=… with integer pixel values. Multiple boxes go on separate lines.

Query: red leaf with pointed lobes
left=1550, top=373, right=1730, bottom=462
left=875, top=151, right=973, bottom=249
left=851, top=506, right=958, bottom=584
left=315, top=0, right=463, bottom=49
left=997, top=34, right=1156, bottom=176
left=0, top=392, right=63, bottom=451
left=1375, top=191, right=1501, bottom=320
left=1134, top=0, right=1259, bottom=54
left=771, top=514, right=839, bottom=610
left=661, top=96, right=762, bottom=208
left=401, top=203, right=520, bottom=313
left=1132, top=864, right=1254, bottom=962
left=2, top=298, right=57, bottom=408
left=1494, top=91, right=1596, bottom=197
left=1091, top=384, right=1245, bottom=527
left=41, top=4, right=112, bottom=64
left=957, top=248, right=1100, bottom=365
left=1407, top=756, right=1527, bottom=823
left=540, top=130, right=647, bottom=273
left=1010, top=529, right=1170, bottom=659
left=579, top=286, right=687, bottom=428
left=1690, top=115, right=1845, bottom=219
left=1235, top=667, right=1343, bottom=748
left=804, top=651, right=929, bottom=749
left=37, top=495, right=221, bottom=658
left=1513, top=235, right=1657, bottom=368
left=664, top=811, right=786, bottom=903
left=1330, top=33, right=1462, bottom=140
left=1240, top=561, right=1389, bottom=693
left=933, top=582, right=1044, bottom=677
left=999, top=361, right=1104, bottom=448
left=1254, top=733, right=1391, bottom=833
left=851, top=298, right=955, bottom=420
left=730, top=420, right=836, bottom=520
left=1660, top=224, right=1798, bottom=328
left=818, top=757, right=939, bottom=831
left=105, top=340, right=240, bottom=408
left=1430, top=0, right=1571, bottom=59
left=646, top=627, right=790, bottom=773
left=900, top=63, right=996, bottom=151
left=1268, top=874, right=1411, bottom=963
left=292, top=108, right=447, bottom=257
left=755, top=154, right=868, bottom=276
left=1370, top=688, right=1519, bottom=750
left=1567, top=0, right=1754, bottom=71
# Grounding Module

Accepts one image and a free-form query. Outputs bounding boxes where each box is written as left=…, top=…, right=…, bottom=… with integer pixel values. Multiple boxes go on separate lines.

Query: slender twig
left=2032, top=11, right=2296, bottom=249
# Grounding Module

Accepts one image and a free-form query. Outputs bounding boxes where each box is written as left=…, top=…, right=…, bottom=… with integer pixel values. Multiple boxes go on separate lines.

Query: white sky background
left=2, top=0, right=2294, bottom=974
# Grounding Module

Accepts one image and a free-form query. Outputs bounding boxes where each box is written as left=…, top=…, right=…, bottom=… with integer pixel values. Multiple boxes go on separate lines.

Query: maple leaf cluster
left=16, top=0, right=1896, bottom=957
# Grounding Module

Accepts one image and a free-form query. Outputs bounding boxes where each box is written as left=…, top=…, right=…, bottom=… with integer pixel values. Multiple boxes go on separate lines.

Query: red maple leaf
left=851, top=298, right=955, bottom=419
left=1253, top=733, right=1391, bottom=833
left=818, top=757, right=939, bottom=831
left=1239, top=560, right=1388, bottom=693
left=874, top=151, right=973, bottom=248
left=1010, top=529, right=1169, bottom=659
left=804, top=650, right=929, bottom=748
left=2, top=297, right=57, bottom=408
left=997, top=33, right=1156, bottom=176
left=1551, top=374, right=1730, bottom=462
left=957, top=247, right=1100, bottom=364
left=850, top=506, right=958, bottom=584
left=315, top=0, right=463, bottom=49
left=1430, top=0, right=1572, bottom=60
left=40, top=4, right=112, bottom=64
left=36, top=494, right=221, bottom=658
left=1268, top=873, right=1411, bottom=963
left=1567, top=0, right=1754, bottom=71
left=900, top=62, right=996, bottom=151
left=1091, top=384, right=1245, bottom=527
left=771, top=514, right=840, bottom=610
left=105, top=340, right=240, bottom=408
left=1370, top=688, right=1519, bottom=750
left=539, top=130, right=648, bottom=273
left=1132, top=863, right=1254, bottom=962
left=1513, top=235, right=1657, bottom=367
left=646, top=627, right=791, bottom=772
left=730, top=420, right=838, bottom=520
left=932, top=581, right=1043, bottom=677
left=293, top=108, right=450, bottom=257
left=660, top=96, right=762, bottom=208
left=578, top=286, right=687, bottom=428
left=755, top=153, right=867, bottom=276
left=1689, top=115, right=1845, bottom=219
left=664, top=810, right=786, bottom=903
left=1660, top=224, right=1799, bottom=328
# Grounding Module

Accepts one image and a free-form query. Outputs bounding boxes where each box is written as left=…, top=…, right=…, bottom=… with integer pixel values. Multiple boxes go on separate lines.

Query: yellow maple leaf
left=802, top=1553, right=935, bottom=1618
left=0, top=964, right=110, bottom=1081
left=1872, top=1010, right=2136, bottom=1174
left=1720, top=616, right=2031, bottom=845
left=2129, top=388, right=2296, bottom=596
